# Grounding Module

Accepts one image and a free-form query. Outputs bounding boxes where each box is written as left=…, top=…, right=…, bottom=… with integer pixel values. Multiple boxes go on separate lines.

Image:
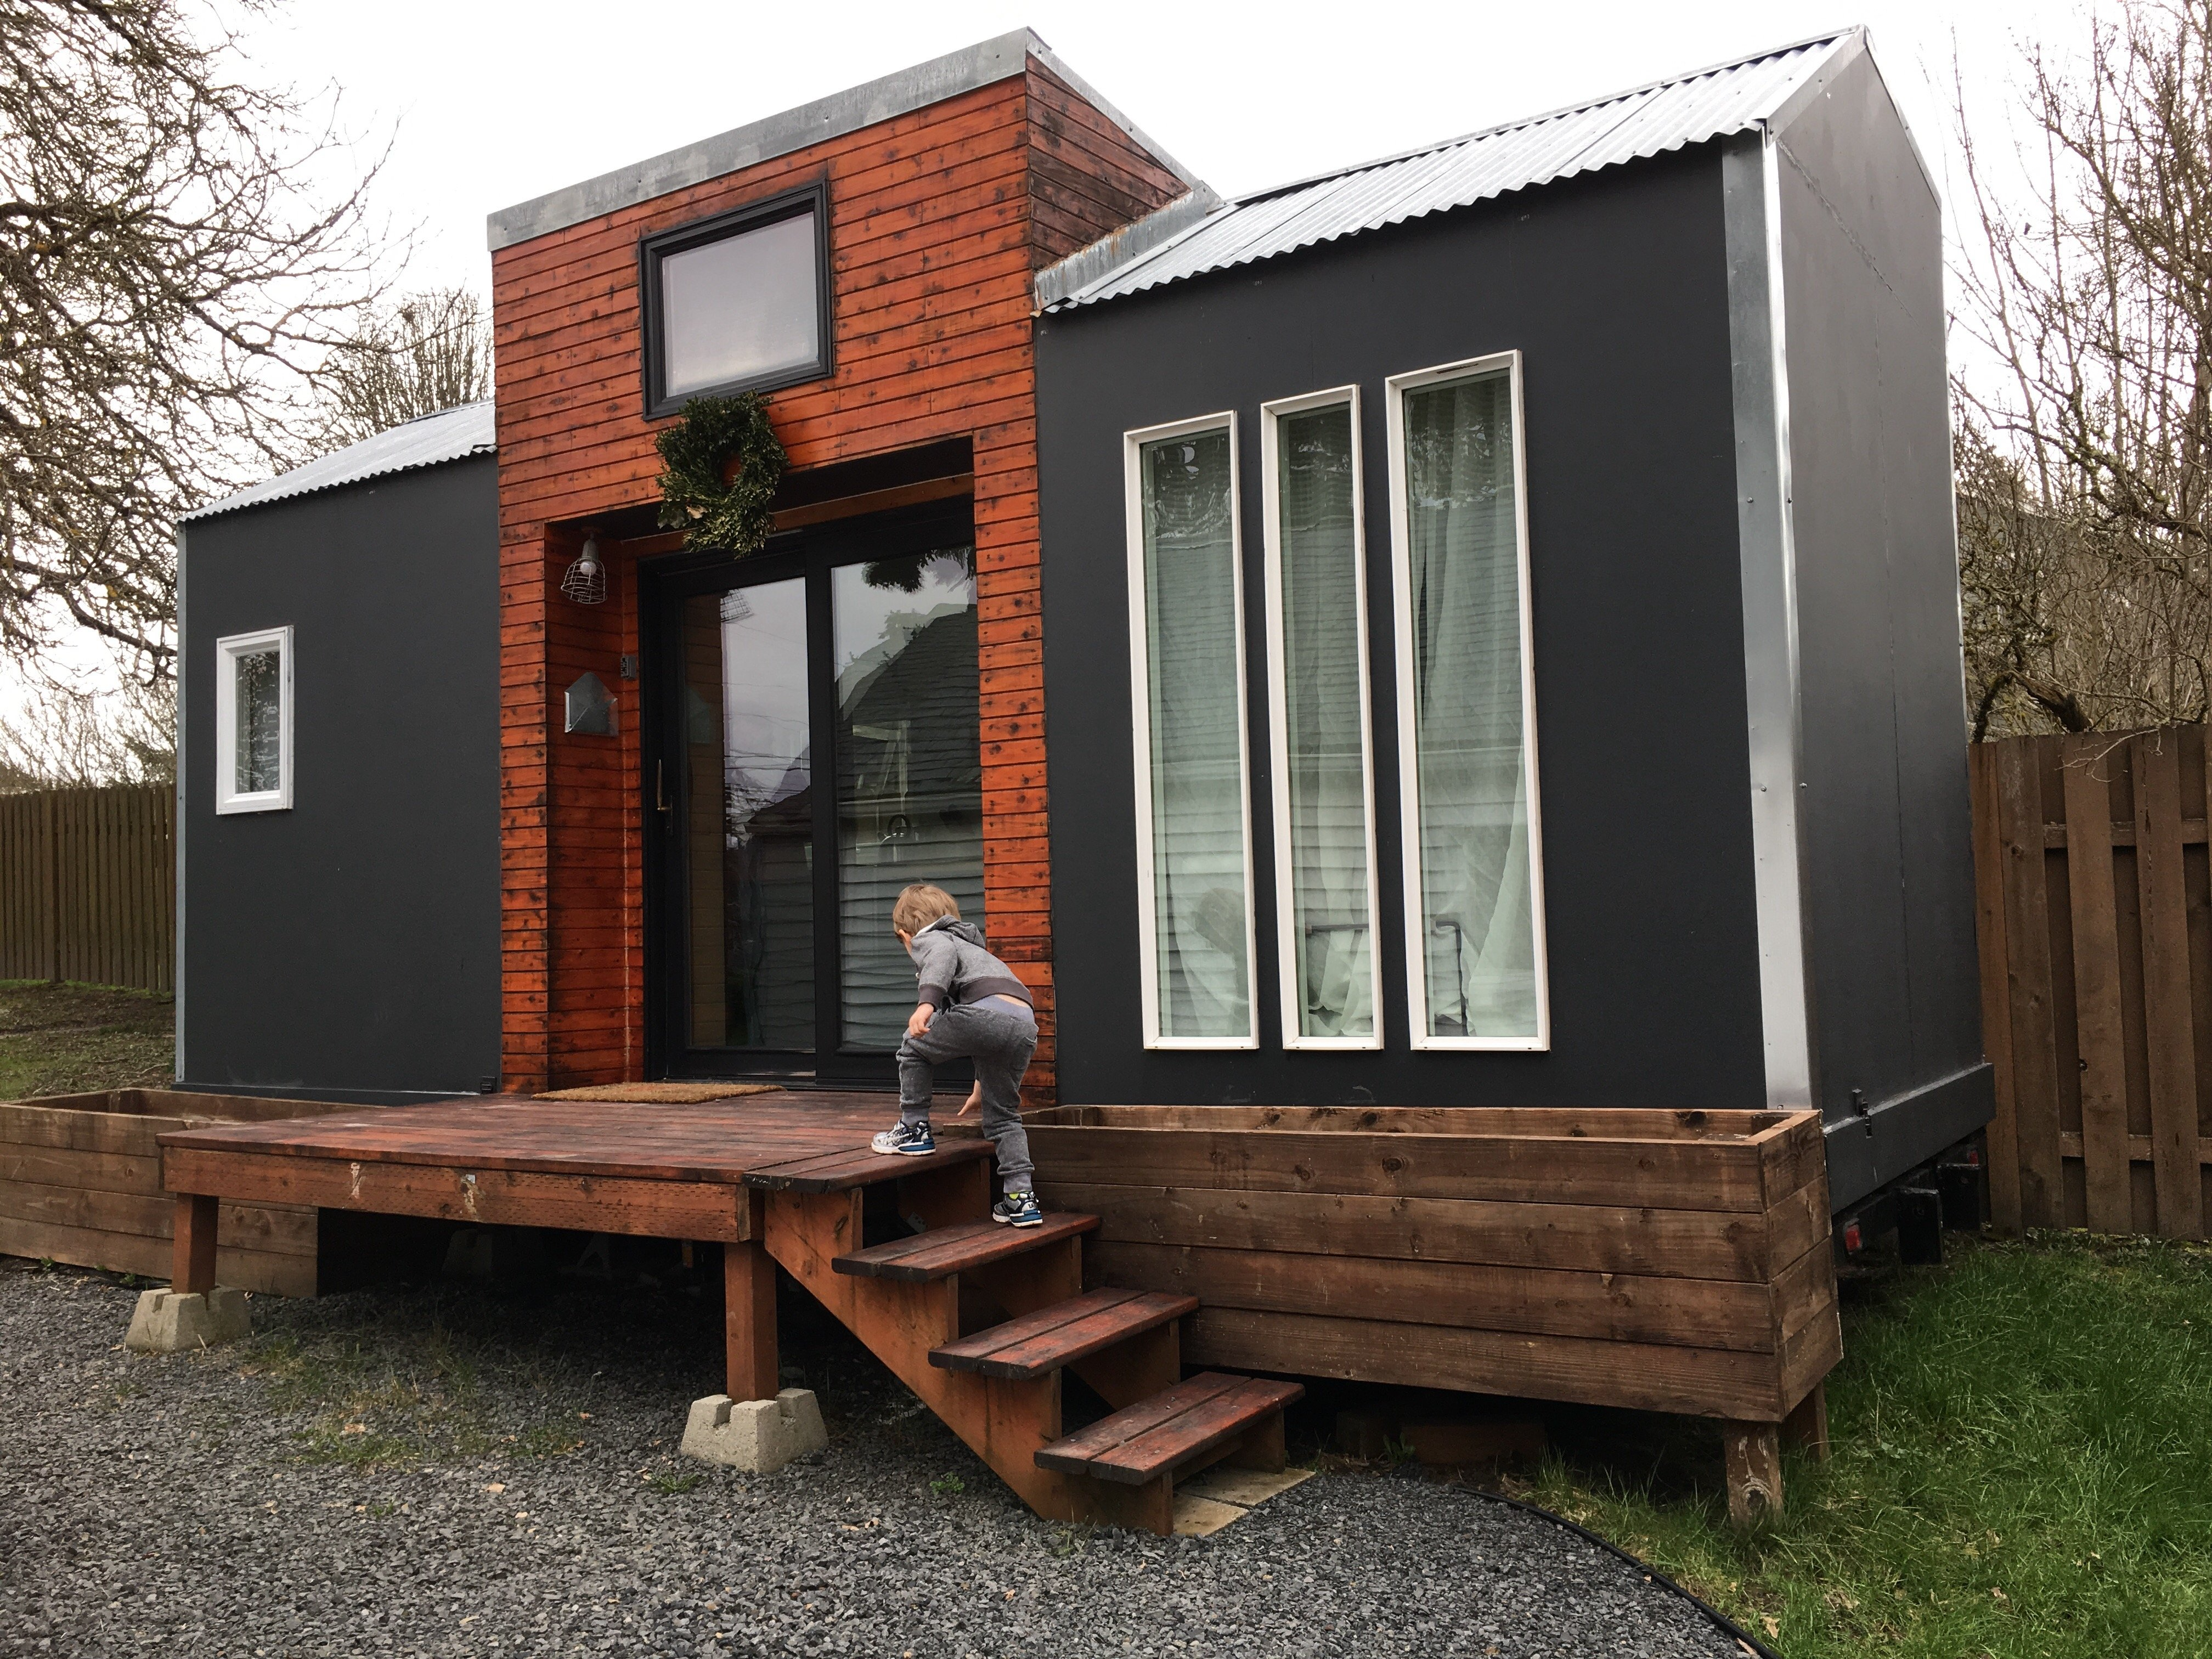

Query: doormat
left=535, top=1082, right=784, bottom=1104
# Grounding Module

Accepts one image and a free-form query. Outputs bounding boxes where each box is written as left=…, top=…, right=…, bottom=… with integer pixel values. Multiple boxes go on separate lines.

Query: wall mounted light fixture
left=560, top=532, right=607, bottom=605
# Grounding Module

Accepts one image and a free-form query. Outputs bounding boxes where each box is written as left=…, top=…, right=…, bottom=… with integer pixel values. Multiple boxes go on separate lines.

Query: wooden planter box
left=1028, top=1105, right=1839, bottom=1425
left=1, top=1090, right=334, bottom=1296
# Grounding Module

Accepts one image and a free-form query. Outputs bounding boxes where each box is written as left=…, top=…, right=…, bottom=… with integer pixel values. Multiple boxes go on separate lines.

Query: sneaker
left=992, top=1190, right=1043, bottom=1228
left=870, top=1120, right=935, bottom=1156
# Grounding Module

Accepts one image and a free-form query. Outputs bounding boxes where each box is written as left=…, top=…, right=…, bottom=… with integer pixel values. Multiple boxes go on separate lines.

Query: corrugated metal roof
left=1042, top=29, right=1864, bottom=311
left=180, top=400, right=496, bottom=524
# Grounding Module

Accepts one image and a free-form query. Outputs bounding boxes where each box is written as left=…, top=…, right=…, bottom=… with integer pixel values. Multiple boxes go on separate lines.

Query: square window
left=639, top=187, right=830, bottom=416
left=215, top=626, right=293, bottom=814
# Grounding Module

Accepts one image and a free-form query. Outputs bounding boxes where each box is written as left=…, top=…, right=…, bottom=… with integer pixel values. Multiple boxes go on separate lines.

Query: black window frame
left=641, top=498, right=981, bottom=1087
left=637, top=182, right=833, bottom=419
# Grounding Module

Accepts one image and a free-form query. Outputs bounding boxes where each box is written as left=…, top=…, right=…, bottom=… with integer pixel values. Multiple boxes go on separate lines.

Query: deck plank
left=156, top=1091, right=945, bottom=1185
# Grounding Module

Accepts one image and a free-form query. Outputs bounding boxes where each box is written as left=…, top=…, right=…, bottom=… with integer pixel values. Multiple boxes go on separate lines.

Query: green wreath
left=655, top=392, right=787, bottom=554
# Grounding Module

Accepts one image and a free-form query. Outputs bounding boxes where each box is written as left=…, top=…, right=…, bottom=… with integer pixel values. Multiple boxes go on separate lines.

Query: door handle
left=656, top=759, right=670, bottom=815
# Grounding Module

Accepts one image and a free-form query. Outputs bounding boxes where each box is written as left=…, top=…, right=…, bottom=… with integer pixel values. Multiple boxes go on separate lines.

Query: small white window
left=1125, top=413, right=1258, bottom=1049
left=215, top=626, right=293, bottom=814
left=1385, top=352, right=1549, bottom=1049
left=1262, top=388, right=1383, bottom=1049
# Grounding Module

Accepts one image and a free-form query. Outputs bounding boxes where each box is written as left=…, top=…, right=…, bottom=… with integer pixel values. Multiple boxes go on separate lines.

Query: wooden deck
left=157, top=1090, right=985, bottom=1406
left=156, top=1089, right=1297, bottom=1534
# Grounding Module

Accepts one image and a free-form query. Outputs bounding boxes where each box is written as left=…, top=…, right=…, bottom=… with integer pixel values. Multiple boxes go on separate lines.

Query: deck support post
left=1781, top=1381, right=1830, bottom=1463
left=1722, top=1421, right=1784, bottom=1527
left=723, top=1236, right=778, bottom=1403
left=172, top=1193, right=218, bottom=1294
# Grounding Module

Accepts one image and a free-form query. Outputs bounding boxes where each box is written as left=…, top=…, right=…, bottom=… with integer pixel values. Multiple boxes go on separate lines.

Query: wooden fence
left=0, top=786, right=176, bottom=993
left=1970, top=725, right=2212, bottom=1239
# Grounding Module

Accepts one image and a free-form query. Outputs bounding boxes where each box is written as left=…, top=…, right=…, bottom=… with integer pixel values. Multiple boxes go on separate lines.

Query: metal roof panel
left=1045, top=30, right=1862, bottom=310
left=179, top=400, right=496, bottom=525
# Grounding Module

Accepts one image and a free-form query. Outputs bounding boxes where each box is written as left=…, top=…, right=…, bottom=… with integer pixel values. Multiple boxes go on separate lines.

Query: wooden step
left=929, top=1287, right=1197, bottom=1380
left=832, top=1212, right=1098, bottom=1281
left=1035, top=1372, right=1305, bottom=1486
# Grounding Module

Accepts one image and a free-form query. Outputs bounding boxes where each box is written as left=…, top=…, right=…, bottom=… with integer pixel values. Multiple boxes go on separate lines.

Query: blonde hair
left=892, top=883, right=962, bottom=935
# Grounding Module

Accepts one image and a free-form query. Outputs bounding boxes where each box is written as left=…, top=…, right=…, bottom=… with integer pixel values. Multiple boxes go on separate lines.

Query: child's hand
left=956, top=1085, right=982, bottom=1118
left=906, top=1003, right=934, bottom=1039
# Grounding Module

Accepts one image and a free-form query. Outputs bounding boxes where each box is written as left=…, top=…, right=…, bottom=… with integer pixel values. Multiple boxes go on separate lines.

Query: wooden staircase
left=749, top=1149, right=1300, bottom=1534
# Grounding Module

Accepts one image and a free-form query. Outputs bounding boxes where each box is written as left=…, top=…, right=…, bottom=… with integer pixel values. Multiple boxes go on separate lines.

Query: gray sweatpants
left=896, top=1000, right=1037, bottom=1193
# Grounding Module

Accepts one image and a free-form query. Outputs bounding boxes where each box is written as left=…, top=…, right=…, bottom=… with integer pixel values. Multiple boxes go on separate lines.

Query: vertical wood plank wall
left=1970, top=726, right=2212, bottom=1237
left=0, top=786, right=176, bottom=994
left=490, top=60, right=1183, bottom=1093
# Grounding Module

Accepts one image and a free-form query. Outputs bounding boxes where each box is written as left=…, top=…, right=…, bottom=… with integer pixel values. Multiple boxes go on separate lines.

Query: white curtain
left=1276, top=404, right=1375, bottom=1039
left=1402, top=372, right=1539, bottom=1040
left=1141, top=430, right=1251, bottom=1039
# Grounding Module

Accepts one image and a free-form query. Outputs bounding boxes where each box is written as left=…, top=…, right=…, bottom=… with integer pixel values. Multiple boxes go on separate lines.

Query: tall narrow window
left=1262, top=390, right=1381, bottom=1048
left=1387, top=353, right=1548, bottom=1048
left=1126, top=415, right=1256, bottom=1047
left=215, top=626, right=292, bottom=814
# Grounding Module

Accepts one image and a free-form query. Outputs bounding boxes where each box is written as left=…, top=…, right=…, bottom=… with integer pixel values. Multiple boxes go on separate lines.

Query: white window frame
left=1260, top=386, right=1384, bottom=1051
left=214, top=625, right=294, bottom=815
left=1124, top=411, right=1260, bottom=1050
left=1384, top=350, right=1550, bottom=1050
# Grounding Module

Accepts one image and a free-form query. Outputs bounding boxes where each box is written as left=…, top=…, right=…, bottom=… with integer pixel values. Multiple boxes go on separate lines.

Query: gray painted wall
left=178, top=456, right=501, bottom=1101
left=1773, top=53, right=1991, bottom=1204
left=1036, top=150, right=1773, bottom=1109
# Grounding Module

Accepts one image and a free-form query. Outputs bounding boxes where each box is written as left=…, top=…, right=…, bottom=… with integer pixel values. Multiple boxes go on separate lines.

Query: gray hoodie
left=909, top=917, right=1032, bottom=1012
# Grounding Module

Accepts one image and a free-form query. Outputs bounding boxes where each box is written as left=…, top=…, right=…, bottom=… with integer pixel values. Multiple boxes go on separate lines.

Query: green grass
left=0, top=978, right=173, bottom=1099
left=1525, top=1233, right=2212, bottom=1657
left=240, top=1321, right=585, bottom=1470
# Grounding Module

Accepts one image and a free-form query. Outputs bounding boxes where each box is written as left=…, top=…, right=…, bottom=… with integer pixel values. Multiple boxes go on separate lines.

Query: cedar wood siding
left=492, top=58, right=1184, bottom=1093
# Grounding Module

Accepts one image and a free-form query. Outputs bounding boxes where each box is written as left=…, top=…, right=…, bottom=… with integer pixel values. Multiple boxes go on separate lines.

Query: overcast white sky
left=240, top=0, right=2092, bottom=300
left=9, top=0, right=2104, bottom=714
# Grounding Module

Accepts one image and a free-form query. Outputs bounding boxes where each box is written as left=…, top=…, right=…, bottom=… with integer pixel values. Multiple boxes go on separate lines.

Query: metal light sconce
left=560, top=532, right=607, bottom=605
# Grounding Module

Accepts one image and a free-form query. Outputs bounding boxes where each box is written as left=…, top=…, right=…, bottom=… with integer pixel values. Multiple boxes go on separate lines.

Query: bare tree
left=1953, top=0, right=2212, bottom=736
left=0, top=678, right=176, bottom=791
left=318, top=286, right=493, bottom=449
left=0, top=0, right=388, bottom=679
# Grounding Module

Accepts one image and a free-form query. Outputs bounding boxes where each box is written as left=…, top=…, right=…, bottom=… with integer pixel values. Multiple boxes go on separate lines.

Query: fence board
left=2059, top=737, right=2130, bottom=1231
left=1974, top=723, right=2212, bottom=1240
left=2132, top=733, right=2203, bottom=1238
left=1970, top=746, right=2024, bottom=1232
left=0, top=786, right=174, bottom=993
left=1995, top=738, right=2066, bottom=1226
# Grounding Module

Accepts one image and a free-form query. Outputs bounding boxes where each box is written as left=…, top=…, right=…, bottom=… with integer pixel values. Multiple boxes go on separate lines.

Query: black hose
left=1451, top=1484, right=1786, bottom=1659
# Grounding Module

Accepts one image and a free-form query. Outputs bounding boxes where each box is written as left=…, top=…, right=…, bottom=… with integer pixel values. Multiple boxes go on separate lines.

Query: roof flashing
left=487, top=30, right=1206, bottom=252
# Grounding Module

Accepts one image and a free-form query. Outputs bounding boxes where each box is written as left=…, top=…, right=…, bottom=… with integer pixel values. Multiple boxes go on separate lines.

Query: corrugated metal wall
left=0, top=786, right=176, bottom=993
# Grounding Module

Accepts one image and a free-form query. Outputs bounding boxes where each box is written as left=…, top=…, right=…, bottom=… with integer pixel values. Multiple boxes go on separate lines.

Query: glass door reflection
left=684, top=578, right=814, bottom=1049
left=833, top=551, right=982, bottom=1049
left=663, top=510, right=981, bottom=1075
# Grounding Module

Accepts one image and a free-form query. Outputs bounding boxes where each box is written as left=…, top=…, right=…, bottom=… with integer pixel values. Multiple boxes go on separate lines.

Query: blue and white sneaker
left=870, top=1120, right=935, bottom=1156
left=992, top=1190, right=1043, bottom=1228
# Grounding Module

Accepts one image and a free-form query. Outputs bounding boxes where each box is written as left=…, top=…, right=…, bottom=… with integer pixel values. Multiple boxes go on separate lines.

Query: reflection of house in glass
left=724, top=755, right=815, bottom=1050
left=834, top=552, right=983, bottom=1050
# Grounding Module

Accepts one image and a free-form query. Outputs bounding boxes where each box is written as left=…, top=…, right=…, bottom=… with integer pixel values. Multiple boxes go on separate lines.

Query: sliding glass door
left=652, top=504, right=981, bottom=1079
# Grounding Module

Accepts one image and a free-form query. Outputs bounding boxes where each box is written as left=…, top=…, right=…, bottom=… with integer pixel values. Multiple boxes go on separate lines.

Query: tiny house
left=145, top=26, right=1990, bottom=1517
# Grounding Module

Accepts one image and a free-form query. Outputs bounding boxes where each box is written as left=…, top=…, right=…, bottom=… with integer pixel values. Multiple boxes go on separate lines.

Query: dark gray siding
left=1774, top=53, right=1990, bottom=1202
left=178, top=456, right=500, bottom=1101
left=1036, top=149, right=1771, bottom=1108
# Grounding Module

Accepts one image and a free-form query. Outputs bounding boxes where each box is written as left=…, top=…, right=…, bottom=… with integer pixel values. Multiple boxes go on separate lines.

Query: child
left=871, top=883, right=1043, bottom=1227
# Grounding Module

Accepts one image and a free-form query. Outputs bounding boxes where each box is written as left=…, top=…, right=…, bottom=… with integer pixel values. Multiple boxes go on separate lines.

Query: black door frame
left=640, top=498, right=978, bottom=1085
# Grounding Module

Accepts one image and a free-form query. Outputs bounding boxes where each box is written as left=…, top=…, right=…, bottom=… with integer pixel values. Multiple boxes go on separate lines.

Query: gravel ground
left=0, top=1256, right=1743, bottom=1659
